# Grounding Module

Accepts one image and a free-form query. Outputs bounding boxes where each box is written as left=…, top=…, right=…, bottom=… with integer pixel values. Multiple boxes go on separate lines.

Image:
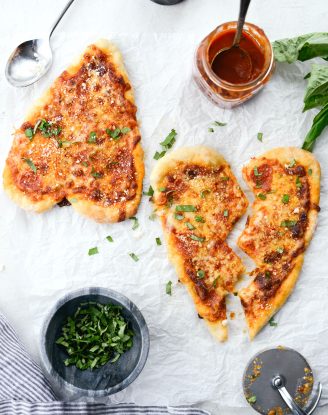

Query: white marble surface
left=0, top=1, right=328, bottom=414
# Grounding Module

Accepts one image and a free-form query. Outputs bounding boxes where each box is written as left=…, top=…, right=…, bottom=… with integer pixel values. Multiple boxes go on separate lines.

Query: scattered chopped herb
left=288, top=159, right=296, bottom=168
left=233, top=292, right=238, bottom=296
left=130, top=217, right=139, bottom=230
left=35, top=119, right=61, bottom=138
left=247, top=395, right=257, bottom=404
left=254, top=166, right=262, bottom=176
left=213, top=121, right=227, bottom=127
left=91, top=167, right=102, bottom=178
left=208, top=127, right=215, bottom=133
left=129, top=253, right=139, bottom=262
left=257, top=193, right=267, bottom=200
left=88, top=132, right=97, bottom=143
left=276, top=247, right=284, bottom=254
left=281, top=220, right=297, bottom=228
left=160, top=129, right=177, bottom=150
left=185, top=222, right=196, bottom=230
left=156, top=237, right=162, bottom=246
left=159, top=187, right=167, bottom=192
left=269, top=317, right=278, bottom=327
left=57, top=139, right=73, bottom=148
left=195, top=215, right=205, bottom=223
left=197, top=270, right=205, bottom=279
left=23, top=158, right=37, bottom=173
left=166, top=281, right=172, bottom=296
left=106, top=127, right=130, bottom=140
left=223, top=209, right=229, bottom=217
left=308, top=168, right=313, bottom=175
left=154, top=150, right=166, bottom=160
left=88, top=247, right=99, bottom=256
left=221, top=176, right=230, bottom=181
left=190, top=234, right=205, bottom=242
left=282, top=194, right=290, bottom=204
left=120, top=127, right=131, bottom=135
left=106, top=235, right=114, bottom=243
left=175, top=205, right=196, bottom=212
left=56, top=302, right=134, bottom=370
left=174, top=213, right=184, bottom=220
left=257, top=132, right=263, bottom=142
left=82, top=161, right=89, bottom=167
left=212, top=276, right=219, bottom=288
left=25, top=127, right=34, bottom=140
left=296, top=176, right=302, bottom=188
left=143, top=185, right=154, bottom=197
left=200, top=189, right=210, bottom=198
left=265, top=271, right=271, bottom=280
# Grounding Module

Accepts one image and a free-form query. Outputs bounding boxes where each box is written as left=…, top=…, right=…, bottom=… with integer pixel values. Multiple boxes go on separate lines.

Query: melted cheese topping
left=154, top=161, right=248, bottom=323
left=238, top=157, right=318, bottom=322
left=5, top=44, right=142, bottom=220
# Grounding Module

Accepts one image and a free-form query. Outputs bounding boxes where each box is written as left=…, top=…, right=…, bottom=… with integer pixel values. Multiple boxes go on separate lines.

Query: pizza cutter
left=243, top=347, right=322, bottom=415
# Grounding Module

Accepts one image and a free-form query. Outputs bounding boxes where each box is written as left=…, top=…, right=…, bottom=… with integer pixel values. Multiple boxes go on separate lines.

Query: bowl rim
left=40, top=286, right=150, bottom=397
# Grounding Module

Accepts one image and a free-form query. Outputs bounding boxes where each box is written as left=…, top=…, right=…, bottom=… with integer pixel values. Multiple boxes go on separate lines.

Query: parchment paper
left=0, top=32, right=327, bottom=409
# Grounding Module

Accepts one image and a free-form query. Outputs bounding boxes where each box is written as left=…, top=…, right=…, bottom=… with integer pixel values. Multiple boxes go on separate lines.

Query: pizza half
left=150, top=146, right=248, bottom=341
left=238, top=147, right=320, bottom=339
left=3, top=39, right=144, bottom=223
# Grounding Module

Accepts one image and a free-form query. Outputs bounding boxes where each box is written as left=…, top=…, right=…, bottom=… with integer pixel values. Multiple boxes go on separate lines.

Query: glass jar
left=193, top=21, right=275, bottom=108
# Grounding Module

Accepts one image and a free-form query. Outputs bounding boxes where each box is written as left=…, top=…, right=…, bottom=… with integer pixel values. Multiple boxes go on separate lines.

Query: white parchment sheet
left=0, top=33, right=327, bottom=410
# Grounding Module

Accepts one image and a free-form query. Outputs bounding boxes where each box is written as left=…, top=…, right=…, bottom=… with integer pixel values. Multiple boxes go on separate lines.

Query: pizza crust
left=3, top=40, right=144, bottom=223
left=239, top=147, right=320, bottom=339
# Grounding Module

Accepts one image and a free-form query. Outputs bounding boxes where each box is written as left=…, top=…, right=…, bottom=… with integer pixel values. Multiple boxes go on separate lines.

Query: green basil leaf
left=156, top=237, right=162, bottom=246
left=160, top=129, right=177, bottom=150
left=166, top=281, right=172, bottom=296
left=303, top=64, right=328, bottom=111
left=106, top=235, right=113, bottom=243
left=302, top=102, right=328, bottom=151
left=88, top=247, right=99, bottom=256
left=23, top=158, right=37, bottom=173
left=130, top=217, right=139, bottom=230
left=175, top=205, right=196, bottom=212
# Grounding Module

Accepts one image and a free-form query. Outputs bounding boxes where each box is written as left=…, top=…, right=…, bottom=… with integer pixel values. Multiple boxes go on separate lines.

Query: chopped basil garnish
left=129, top=253, right=139, bottom=262
left=159, top=187, right=167, bottom=192
left=200, top=189, right=210, bottom=198
left=153, top=150, right=166, bottom=160
left=257, top=132, right=263, bottom=142
left=175, top=205, right=196, bottom=212
left=106, top=235, right=113, bottom=242
left=213, top=121, right=227, bottom=127
left=82, top=161, right=89, bottom=167
left=160, top=129, right=177, bottom=150
left=221, top=176, right=230, bottom=181
left=130, top=217, right=139, bottom=230
left=257, top=193, right=266, bottom=200
left=247, top=396, right=257, bottom=404
left=190, top=234, right=205, bottom=242
left=91, top=167, right=102, bottom=178
left=308, top=168, right=313, bottom=175
left=166, top=281, right=172, bottom=296
left=281, top=220, right=297, bottom=227
left=106, top=126, right=130, bottom=140
left=233, top=292, right=238, bottom=296
left=88, top=247, right=99, bottom=256
left=185, top=222, right=196, bottom=230
left=156, top=237, right=162, bottom=246
left=253, top=166, right=262, bottom=176
left=265, top=271, right=271, bottom=280
left=223, top=209, right=229, bottom=217
left=23, top=158, right=37, bottom=173
left=288, top=159, right=296, bottom=168
left=195, top=215, right=205, bottom=223
left=269, top=317, right=278, bottom=327
left=197, top=270, right=205, bottom=279
left=56, top=302, right=134, bottom=370
left=212, top=276, right=219, bottom=288
left=208, top=127, right=214, bottom=133
left=25, top=127, right=34, bottom=140
left=120, top=127, right=131, bottom=135
left=88, top=132, right=97, bottom=143
left=143, top=185, right=154, bottom=197
left=282, top=194, right=290, bottom=204
left=296, top=176, right=302, bottom=188
left=174, top=213, right=184, bottom=220
left=276, top=247, right=284, bottom=254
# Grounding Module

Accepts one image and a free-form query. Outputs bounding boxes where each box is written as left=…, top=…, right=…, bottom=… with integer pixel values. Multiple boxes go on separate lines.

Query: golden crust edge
left=239, top=146, right=320, bottom=339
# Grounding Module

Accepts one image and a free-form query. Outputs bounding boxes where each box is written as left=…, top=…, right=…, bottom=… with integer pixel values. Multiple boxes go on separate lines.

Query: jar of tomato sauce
left=193, top=21, right=275, bottom=108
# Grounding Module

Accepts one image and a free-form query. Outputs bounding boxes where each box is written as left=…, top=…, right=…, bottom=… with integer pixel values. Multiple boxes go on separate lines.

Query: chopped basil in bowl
left=40, top=287, right=149, bottom=398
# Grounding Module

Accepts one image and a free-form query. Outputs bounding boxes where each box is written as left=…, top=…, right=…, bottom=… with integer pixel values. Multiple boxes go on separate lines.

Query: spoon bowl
left=212, top=45, right=252, bottom=83
left=5, top=39, right=53, bottom=87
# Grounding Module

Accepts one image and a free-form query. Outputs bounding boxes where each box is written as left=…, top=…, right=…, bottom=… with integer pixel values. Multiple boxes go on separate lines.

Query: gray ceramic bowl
left=40, top=287, right=149, bottom=398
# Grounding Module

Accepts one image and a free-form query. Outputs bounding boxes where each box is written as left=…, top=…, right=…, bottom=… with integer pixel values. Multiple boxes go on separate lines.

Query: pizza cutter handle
left=272, top=375, right=307, bottom=415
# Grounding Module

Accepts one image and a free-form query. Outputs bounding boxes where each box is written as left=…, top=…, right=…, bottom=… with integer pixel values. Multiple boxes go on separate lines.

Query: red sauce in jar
left=209, top=29, right=265, bottom=84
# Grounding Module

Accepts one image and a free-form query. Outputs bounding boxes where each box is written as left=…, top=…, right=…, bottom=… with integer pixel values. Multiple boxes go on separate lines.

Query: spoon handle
left=49, top=0, right=76, bottom=39
left=233, top=0, right=251, bottom=46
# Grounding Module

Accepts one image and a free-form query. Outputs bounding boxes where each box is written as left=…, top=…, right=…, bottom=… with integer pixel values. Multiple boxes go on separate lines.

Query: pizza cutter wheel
left=243, top=347, right=322, bottom=415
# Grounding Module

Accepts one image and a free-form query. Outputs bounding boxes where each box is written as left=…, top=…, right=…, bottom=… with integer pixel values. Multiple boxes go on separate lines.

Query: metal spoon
left=211, top=0, right=252, bottom=83
left=5, top=0, right=76, bottom=87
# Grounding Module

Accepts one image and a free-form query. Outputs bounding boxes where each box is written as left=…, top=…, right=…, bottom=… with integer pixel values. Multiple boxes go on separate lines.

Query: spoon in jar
left=211, top=0, right=252, bottom=84
left=5, top=0, right=76, bottom=87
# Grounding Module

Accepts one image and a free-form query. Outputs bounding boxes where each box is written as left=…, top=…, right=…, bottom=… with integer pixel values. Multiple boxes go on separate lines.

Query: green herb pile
left=272, top=33, right=328, bottom=151
left=56, top=302, right=134, bottom=370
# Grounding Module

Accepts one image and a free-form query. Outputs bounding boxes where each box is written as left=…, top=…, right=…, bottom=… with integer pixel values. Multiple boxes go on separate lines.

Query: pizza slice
left=150, top=146, right=248, bottom=341
left=238, top=147, right=320, bottom=339
left=3, top=39, right=144, bottom=223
